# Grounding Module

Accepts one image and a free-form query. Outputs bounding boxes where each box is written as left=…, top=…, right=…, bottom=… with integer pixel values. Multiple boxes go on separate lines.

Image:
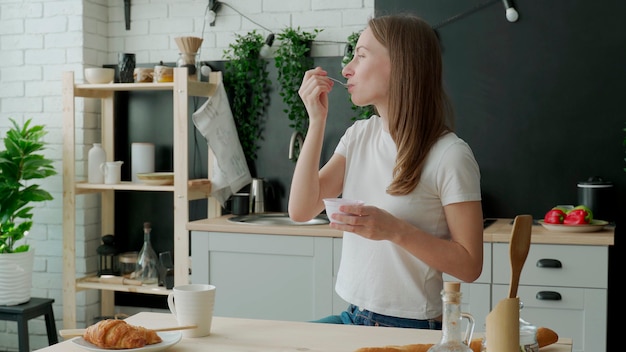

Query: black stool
left=0, top=297, right=58, bottom=352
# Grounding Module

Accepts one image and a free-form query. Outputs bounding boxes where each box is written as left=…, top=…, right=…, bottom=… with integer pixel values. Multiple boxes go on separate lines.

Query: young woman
left=289, top=14, right=484, bottom=329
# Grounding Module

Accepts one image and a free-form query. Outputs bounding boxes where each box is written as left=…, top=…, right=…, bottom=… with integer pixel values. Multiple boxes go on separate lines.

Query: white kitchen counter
left=37, top=312, right=573, bottom=352
left=187, top=216, right=614, bottom=245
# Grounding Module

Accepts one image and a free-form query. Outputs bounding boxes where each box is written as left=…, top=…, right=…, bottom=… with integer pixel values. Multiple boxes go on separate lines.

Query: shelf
left=73, top=77, right=219, bottom=98
left=74, top=179, right=212, bottom=199
left=62, top=68, right=222, bottom=329
left=76, top=276, right=171, bottom=296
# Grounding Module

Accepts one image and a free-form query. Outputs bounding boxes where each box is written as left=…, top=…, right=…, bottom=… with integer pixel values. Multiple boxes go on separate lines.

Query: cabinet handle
left=536, top=291, right=562, bottom=301
left=536, top=258, right=562, bottom=268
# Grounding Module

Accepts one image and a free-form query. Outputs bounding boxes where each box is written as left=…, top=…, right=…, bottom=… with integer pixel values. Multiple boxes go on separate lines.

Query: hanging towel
left=192, top=78, right=251, bottom=206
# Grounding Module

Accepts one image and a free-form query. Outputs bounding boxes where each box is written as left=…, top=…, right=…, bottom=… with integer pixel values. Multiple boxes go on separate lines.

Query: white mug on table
left=167, top=284, right=216, bottom=337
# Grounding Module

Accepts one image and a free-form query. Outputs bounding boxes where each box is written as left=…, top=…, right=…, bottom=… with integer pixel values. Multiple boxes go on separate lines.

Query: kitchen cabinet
left=190, top=231, right=336, bottom=321
left=189, top=231, right=488, bottom=325
left=492, top=243, right=608, bottom=352
left=62, top=69, right=221, bottom=328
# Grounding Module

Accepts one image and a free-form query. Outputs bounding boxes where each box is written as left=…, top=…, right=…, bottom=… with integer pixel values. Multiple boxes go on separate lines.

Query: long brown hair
left=368, top=14, right=454, bottom=195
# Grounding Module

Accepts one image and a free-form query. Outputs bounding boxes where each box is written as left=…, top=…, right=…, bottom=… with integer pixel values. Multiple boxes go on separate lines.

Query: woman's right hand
left=298, top=67, right=334, bottom=124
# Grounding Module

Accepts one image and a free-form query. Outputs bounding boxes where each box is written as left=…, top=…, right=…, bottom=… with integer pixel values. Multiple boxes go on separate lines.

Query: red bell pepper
left=544, top=209, right=566, bottom=224
left=563, top=208, right=592, bottom=224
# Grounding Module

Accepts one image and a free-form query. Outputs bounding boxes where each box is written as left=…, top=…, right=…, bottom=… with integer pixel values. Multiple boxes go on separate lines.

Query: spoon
left=327, top=76, right=348, bottom=88
left=508, top=214, right=533, bottom=298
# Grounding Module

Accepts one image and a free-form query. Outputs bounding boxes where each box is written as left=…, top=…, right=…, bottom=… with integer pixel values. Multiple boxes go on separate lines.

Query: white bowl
left=84, top=68, right=115, bottom=84
left=323, top=198, right=364, bottom=224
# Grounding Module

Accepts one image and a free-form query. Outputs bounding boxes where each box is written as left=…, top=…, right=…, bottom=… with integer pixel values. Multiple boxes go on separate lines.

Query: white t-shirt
left=334, top=116, right=481, bottom=320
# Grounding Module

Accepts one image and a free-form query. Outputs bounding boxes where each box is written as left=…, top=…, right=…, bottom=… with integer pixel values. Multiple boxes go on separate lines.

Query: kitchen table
left=37, top=312, right=573, bottom=352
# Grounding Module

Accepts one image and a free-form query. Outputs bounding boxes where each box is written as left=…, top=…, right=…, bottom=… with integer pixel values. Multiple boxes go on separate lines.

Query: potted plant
left=0, top=118, right=56, bottom=305
left=223, top=30, right=271, bottom=165
left=274, top=26, right=321, bottom=160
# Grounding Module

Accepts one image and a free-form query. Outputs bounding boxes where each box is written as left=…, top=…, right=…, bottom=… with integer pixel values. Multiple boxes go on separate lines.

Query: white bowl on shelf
left=84, top=68, right=115, bottom=84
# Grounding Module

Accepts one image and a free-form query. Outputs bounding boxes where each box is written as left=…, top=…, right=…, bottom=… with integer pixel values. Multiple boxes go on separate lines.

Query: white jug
left=101, top=161, right=124, bottom=184
left=88, top=143, right=106, bottom=184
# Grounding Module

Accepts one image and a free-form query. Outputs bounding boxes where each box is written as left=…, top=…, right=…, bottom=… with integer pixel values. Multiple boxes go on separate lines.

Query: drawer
left=492, top=243, right=607, bottom=288
left=444, top=243, right=491, bottom=284
left=492, top=284, right=606, bottom=352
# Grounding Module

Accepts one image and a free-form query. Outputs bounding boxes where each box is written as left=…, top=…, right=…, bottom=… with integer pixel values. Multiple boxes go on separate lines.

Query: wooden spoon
left=59, top=324, right=197, bottom=339
left=508, top=214, right=533, bottom=298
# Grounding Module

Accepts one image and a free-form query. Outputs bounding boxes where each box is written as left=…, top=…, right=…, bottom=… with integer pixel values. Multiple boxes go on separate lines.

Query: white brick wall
left=0, top=0, right=373, bottom=350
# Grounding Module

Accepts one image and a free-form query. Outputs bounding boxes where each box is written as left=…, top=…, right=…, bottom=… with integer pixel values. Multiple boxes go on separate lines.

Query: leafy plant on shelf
left=0, top=118, right=57, bottom=253
left=274, top=27, right=321, bottom=140
left=223, top=30, right=271, bottom=161
left=343, top=31, right=374, bottom=121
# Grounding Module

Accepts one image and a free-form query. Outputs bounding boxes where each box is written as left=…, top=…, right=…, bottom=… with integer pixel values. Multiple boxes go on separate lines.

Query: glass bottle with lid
left=134, top=222, right=159, bottom=285
left=428, top=281, right=475, bottom=352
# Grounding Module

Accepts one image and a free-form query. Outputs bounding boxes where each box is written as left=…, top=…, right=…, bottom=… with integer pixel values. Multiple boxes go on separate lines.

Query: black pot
left=577, top=176, right=616, bottom=222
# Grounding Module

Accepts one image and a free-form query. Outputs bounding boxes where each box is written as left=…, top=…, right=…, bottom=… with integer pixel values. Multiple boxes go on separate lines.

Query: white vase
left=131, top=142, right=155, bottom=182
left=0, top=250, right=34, bottom=306
left=88, top=143, right=106, bottom=184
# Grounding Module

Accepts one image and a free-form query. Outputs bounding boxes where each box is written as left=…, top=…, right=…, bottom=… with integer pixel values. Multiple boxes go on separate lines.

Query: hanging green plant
left=274, top=27, right=321, bottom=140
left=223, top=30, right=271, bottom=161
left=342, top=31, right=375, bottom=121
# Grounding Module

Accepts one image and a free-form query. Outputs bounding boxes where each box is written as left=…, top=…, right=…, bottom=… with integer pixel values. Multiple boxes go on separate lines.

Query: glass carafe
left=519, top=301, right=539, bottom=352
left=428, top=282, right=475, bottom=352
left=176, top=52, right=198, bottom=81
left=135, top=222, right=159, bottom=284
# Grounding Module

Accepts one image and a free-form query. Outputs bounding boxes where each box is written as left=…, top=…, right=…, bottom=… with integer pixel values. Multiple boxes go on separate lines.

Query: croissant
left=83, top=319, right=162, bottom=349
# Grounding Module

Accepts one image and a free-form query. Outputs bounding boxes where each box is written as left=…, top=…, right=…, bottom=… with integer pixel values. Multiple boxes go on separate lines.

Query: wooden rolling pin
left=84, top=276, right=143, bottom=286
left=59, top=324, right=197, bottom=338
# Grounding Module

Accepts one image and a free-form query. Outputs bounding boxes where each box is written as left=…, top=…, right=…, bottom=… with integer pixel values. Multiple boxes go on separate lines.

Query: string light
left=203, top=1, right=348, bottom=59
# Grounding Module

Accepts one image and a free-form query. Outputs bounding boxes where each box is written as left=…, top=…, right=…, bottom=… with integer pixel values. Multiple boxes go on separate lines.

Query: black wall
left=377, top=0, right=625, bottom=220
left=375, top=2, right=623, bottom=350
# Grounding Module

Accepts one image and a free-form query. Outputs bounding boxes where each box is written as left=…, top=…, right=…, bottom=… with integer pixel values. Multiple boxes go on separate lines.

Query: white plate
left=71, top=331, right=182, bottom=352
left=538, top=219, right=609, bottom=233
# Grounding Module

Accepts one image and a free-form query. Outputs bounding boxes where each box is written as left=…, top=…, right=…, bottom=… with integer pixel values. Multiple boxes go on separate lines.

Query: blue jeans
left=312, top=304, right=442, bottom=329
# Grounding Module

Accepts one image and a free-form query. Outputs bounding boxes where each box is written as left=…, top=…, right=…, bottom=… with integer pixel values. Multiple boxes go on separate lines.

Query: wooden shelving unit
left=62, top=68, right=222, bottom=328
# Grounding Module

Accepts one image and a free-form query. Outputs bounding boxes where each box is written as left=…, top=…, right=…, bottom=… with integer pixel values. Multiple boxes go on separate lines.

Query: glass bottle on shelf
left=427, top=281, right=475, bottom=352
left=134, top=222, right=159, bottom=285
